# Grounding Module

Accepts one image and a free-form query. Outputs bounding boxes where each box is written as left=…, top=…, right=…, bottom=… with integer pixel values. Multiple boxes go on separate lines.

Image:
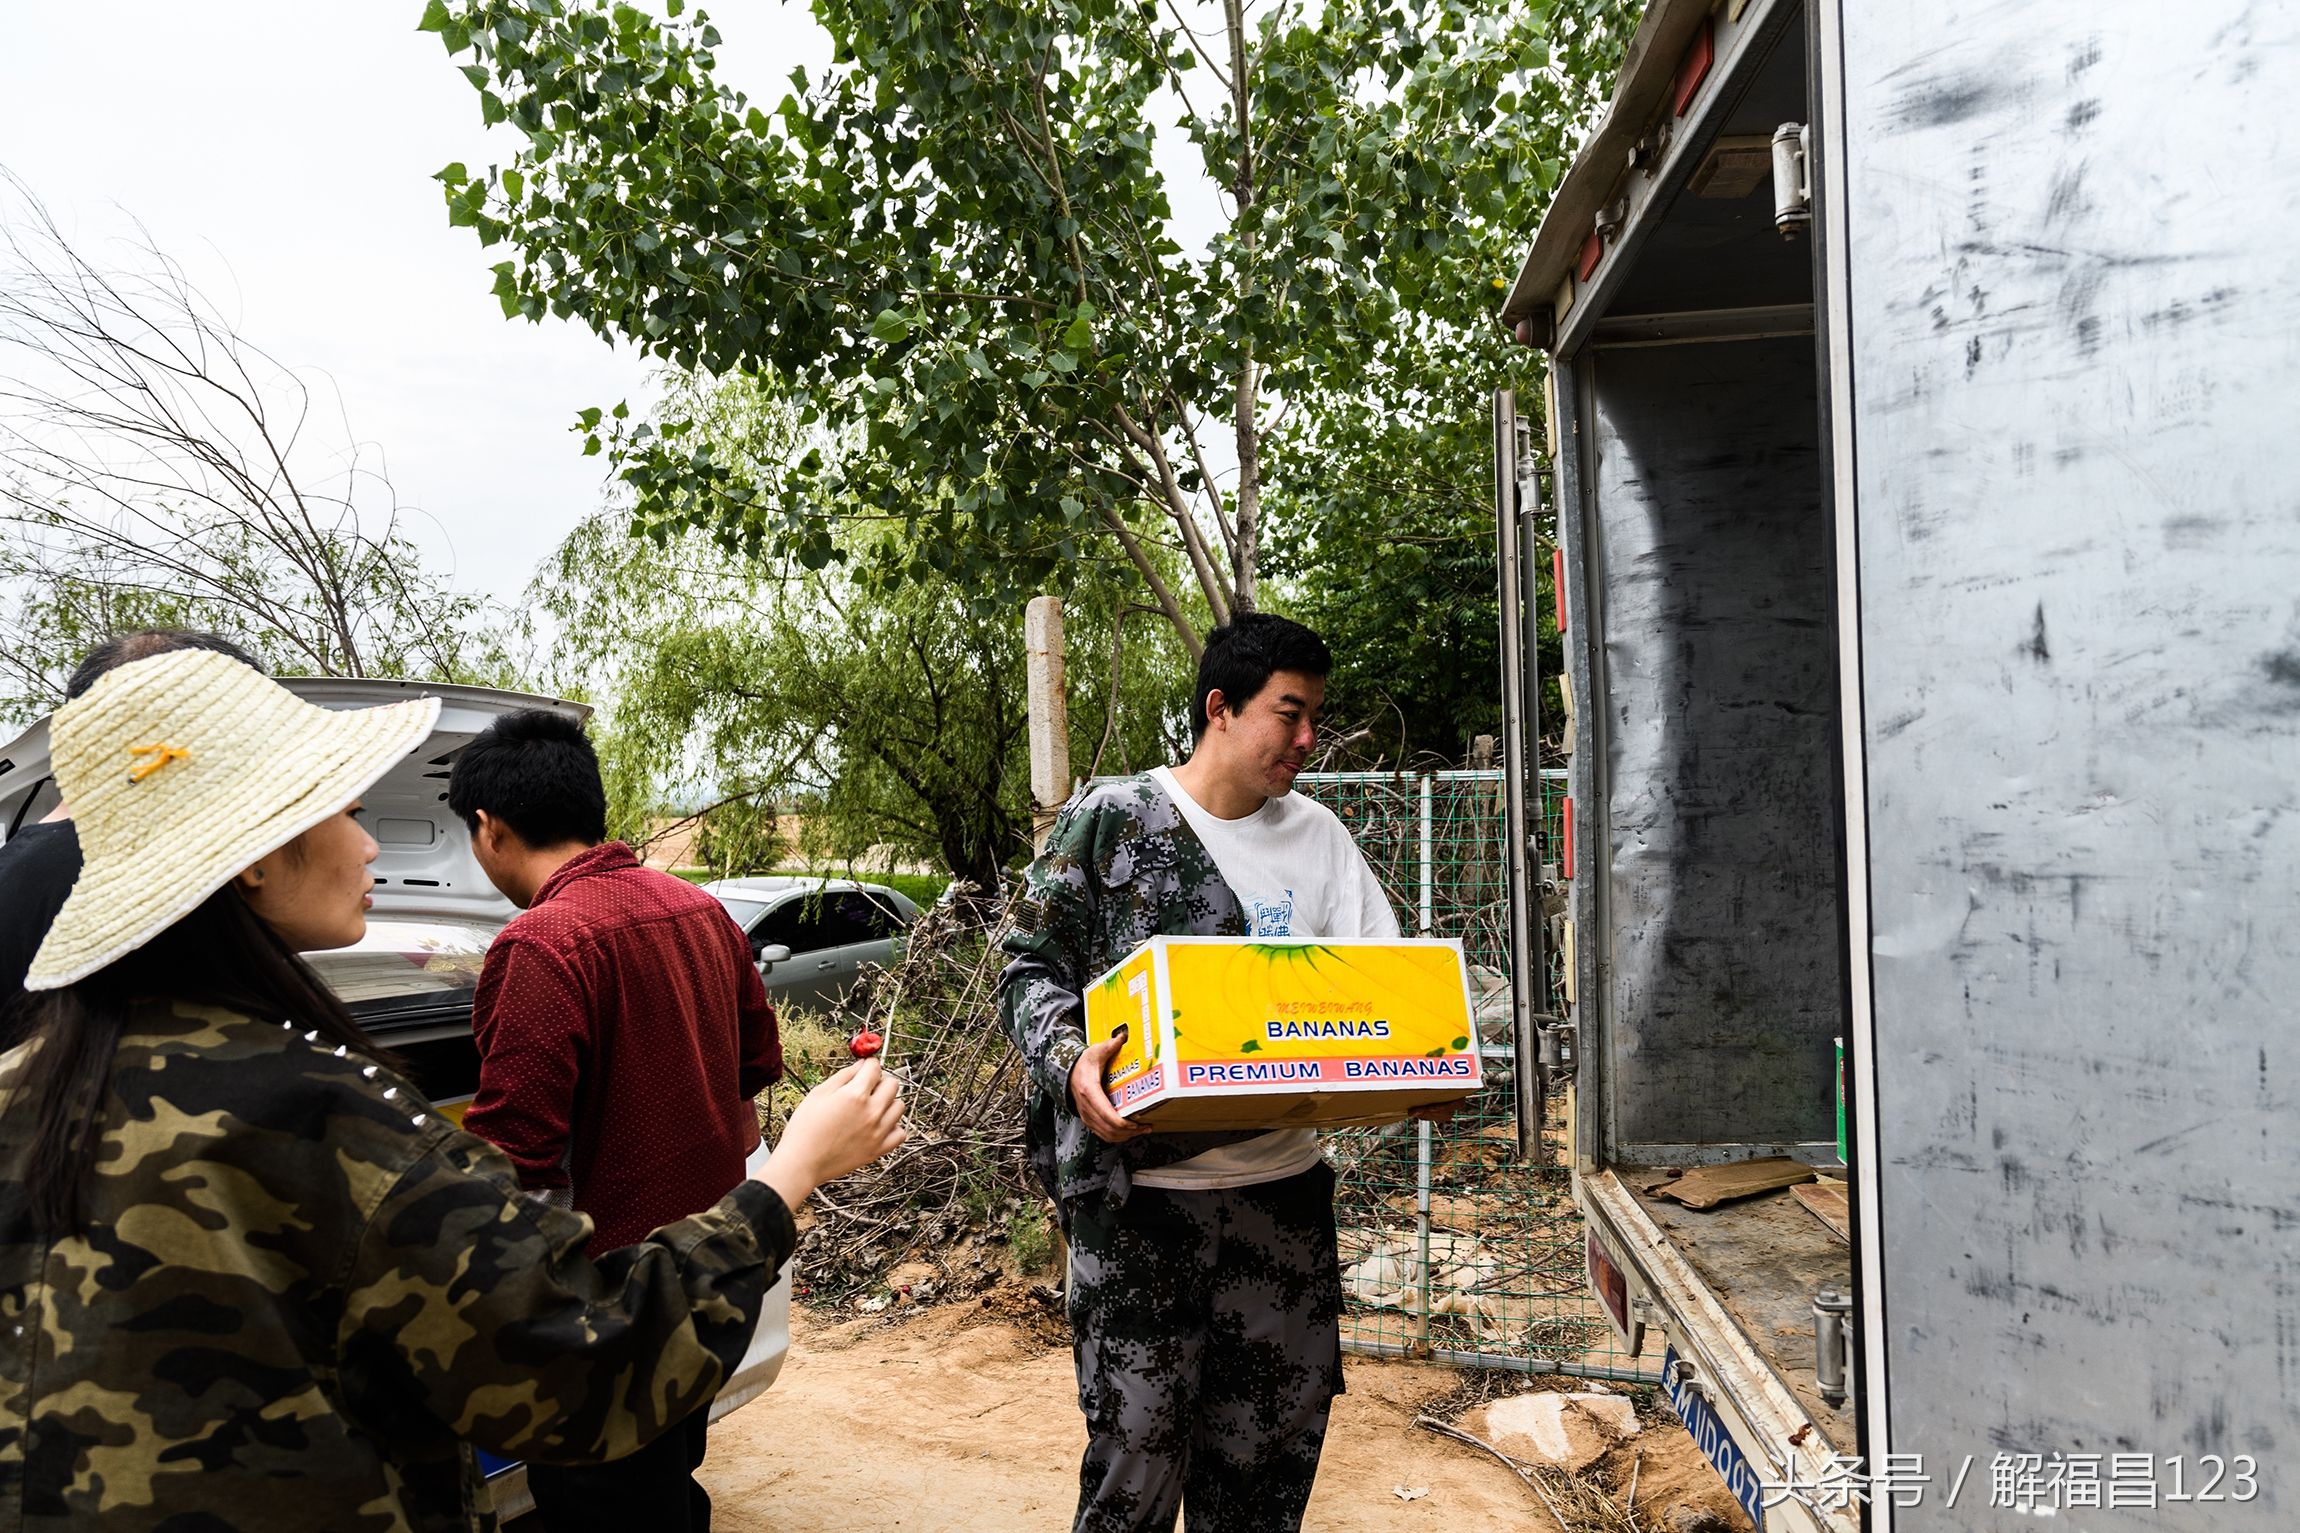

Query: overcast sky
left=0, top=1, right=833, bottom=604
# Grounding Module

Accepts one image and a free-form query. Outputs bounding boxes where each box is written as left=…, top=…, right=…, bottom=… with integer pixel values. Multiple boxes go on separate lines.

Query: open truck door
left=1500, top=1, right=2300, bottom=1529
left=1498, top=3, right=1852, bottom=1527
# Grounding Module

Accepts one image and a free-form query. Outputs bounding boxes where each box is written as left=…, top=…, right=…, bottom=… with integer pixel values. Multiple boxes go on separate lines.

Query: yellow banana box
left=1083, top=936, right=1481, bottom=1130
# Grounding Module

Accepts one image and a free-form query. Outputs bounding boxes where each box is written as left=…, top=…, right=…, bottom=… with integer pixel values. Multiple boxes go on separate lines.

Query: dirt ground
left=693, top=1290, right=1753, bottom=1531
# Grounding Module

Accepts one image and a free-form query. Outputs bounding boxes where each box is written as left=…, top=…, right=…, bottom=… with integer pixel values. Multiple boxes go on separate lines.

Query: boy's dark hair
left=67, top=629, right=261, bottom=700
left=1189, top=612, right=1333, bottom=738
left=446, top=709, right=607, bottom=849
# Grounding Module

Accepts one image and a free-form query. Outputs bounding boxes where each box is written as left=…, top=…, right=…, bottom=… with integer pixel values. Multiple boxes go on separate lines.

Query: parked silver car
left=701, top=875, right=921, bottom=1011
left=0, top=677, right=793, bottom=1522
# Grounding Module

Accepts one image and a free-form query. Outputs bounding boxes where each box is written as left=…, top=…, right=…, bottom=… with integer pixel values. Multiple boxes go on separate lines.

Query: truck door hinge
left=1813, top=1287, right=1853, bottom=1408
left=1536, top=1013, right=1577, bottom=1087
left=1625, top=120, right=1672, bottom=178
left=1664, top=1353, right=1707, bottom=1401
left=1772, top=122, right=1811, bottom=239
left=1593, top=195, right=1629, bottom=246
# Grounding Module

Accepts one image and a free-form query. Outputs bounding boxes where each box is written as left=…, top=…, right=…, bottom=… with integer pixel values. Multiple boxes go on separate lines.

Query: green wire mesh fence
left=1302, top=768, right=1659, bottom=1383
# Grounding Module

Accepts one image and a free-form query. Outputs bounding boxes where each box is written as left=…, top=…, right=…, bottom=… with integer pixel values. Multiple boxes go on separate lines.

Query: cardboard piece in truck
left=1648, top=1157, right=1814, bottom=1210
left=1083, top=936, right=1481, bottom=1130
left=1792, top=1178, right=1851, bottom=1242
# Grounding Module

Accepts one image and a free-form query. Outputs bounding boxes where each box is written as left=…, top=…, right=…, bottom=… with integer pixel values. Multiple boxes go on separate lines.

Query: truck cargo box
left=1495, top=1, right=2300, bottom=1528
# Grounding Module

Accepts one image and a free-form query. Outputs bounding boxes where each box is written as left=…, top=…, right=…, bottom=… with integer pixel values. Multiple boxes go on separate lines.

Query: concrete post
left=1026, top=596, right=1071, bottom=853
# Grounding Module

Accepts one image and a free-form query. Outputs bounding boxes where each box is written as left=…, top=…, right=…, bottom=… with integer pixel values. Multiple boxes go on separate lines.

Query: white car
left=0, top=677, right=792, bottom=1522
left=703, top=874, right=921, bottom=1010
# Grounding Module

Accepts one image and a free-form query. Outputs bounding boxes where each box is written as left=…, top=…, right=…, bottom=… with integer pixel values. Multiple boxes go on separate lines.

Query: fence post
left=1414, top=776, right=1435, bottom=1351
left=1415, top=1117, right=1434, bottom=1352
left=1417, top=774, right=1434, bottom=935
left=1025, top=596, right=1070, bottom=853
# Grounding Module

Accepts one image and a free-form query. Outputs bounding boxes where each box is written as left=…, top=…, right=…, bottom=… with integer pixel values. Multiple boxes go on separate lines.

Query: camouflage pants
left=1063, top=1161, right=1345, bottom=1533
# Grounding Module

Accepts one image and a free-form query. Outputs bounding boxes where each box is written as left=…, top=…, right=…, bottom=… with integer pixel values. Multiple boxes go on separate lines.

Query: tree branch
left=1096, top=506, right=1202, bottom=659
left=1111, top=402, right=1233, bottom=626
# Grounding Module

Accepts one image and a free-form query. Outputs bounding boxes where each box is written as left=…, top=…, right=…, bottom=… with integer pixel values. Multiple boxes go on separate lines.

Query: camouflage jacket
left=998, top=774, right=1261, bottom=1207
left=0, top=1000, right=795, bottom=1533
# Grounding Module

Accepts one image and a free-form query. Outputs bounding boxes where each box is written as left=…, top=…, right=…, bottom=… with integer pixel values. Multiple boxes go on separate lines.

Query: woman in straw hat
left=0, top=649, right=906, bottom=1531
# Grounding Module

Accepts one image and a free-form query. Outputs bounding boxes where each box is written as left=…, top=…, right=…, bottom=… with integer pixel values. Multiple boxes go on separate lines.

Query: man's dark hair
left=1189, top=612, right=1333, bottom=739
left=66, top=629, right=262, bottom=700
left=446, top=709, right=607, bottom=849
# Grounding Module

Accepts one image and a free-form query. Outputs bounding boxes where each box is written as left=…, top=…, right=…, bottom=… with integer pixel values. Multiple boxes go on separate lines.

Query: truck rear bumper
left=1580, top=1168, right=1857, bottom=1533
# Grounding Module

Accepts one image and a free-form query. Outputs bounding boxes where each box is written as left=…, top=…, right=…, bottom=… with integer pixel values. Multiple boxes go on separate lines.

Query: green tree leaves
left=425, top=0, right=1632, bottom=682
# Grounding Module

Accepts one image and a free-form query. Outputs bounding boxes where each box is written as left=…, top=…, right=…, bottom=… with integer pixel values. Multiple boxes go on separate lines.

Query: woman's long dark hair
left=6, top=883, right=396, bottom=1229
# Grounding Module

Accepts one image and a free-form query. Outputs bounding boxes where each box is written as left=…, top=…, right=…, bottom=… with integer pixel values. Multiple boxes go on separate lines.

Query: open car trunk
left=1, top=677, right=578, bottom=1092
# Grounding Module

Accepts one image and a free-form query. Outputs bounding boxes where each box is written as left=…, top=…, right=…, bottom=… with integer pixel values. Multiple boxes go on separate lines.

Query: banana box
left=1083, top=936, right=1481, bottom=1130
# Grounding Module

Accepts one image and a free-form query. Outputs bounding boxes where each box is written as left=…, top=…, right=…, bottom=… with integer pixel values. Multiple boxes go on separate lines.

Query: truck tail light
left=1561, top=797, right=1574, bottom=879
left=1672, top=20, right=1714, bottom=117
left=1587, top=1231, right=1630, bottom=1335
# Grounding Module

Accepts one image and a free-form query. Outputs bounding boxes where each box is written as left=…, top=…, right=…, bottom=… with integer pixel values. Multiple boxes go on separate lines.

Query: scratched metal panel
left=1588, top=339, right=1840, bottom=1154
left=1840, top=4, right=2300, bottom=1521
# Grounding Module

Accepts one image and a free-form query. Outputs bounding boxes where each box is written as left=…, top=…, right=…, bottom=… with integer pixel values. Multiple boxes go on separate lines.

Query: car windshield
left=714, top=896, right=772, bottom=931
left=304, top=916, right=498, bottom=1009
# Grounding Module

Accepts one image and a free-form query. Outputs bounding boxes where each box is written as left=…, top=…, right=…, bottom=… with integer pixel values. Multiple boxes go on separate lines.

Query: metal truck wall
left=1834, top=3, right=2300, bottom=1522
left=1583, top=339, right=1840, bottom=1156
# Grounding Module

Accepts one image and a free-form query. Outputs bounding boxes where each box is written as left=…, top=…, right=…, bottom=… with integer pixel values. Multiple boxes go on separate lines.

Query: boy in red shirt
left=450, top=709, right=780, bottom=1532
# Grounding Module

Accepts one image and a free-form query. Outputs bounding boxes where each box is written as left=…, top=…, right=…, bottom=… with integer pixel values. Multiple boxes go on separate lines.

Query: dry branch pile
left=760, top=894, right=1052, bottom=1306
left=1415, top=1413, right=1655, bottom=1533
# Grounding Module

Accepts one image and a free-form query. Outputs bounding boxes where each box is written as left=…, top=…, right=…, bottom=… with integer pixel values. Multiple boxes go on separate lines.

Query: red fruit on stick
left=849, top=1030, right=884, bottom=1060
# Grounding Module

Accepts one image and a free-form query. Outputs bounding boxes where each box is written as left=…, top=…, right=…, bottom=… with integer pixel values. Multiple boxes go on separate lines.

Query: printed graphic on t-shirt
left=1246, top=890, right=1296, bottom=936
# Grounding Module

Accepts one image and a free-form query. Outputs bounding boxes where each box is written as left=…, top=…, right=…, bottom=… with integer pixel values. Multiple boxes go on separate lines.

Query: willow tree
left=543, top=373, right=1190, bottom=892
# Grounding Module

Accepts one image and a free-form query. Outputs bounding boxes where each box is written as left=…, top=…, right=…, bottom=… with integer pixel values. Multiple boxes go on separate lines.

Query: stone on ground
left=1466, top=1389, right=1639, bottom=1472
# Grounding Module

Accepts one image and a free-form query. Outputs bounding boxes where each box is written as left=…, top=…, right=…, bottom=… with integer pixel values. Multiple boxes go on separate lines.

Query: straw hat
left=23, top=649, right=442, bottom=991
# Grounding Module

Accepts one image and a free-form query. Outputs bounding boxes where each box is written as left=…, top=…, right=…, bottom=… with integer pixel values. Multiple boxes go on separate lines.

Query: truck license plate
left=1663, top=1346, right=1767, bottom=1528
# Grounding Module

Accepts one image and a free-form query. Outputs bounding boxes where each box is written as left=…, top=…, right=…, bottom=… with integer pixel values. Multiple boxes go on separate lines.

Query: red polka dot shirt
left=464, top=842, right=782, bottom=1252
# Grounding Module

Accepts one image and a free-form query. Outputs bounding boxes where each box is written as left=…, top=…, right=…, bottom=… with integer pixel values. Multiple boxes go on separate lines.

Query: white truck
left=1492, top=2, right=2299, bottom=1529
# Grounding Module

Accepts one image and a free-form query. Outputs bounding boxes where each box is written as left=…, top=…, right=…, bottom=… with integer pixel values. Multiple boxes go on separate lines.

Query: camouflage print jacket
left=0, top=1000, right=794, bottom=1533
left=999, top=774, right=1261, bottom=1208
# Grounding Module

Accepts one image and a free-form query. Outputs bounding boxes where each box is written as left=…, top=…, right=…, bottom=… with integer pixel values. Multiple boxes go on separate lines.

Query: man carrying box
left=999, top=613, right=1415, bottom=1533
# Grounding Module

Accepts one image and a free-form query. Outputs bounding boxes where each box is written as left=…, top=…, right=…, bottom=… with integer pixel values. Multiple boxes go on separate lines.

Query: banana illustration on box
left=1085, top=937, right=1481, bottom=1130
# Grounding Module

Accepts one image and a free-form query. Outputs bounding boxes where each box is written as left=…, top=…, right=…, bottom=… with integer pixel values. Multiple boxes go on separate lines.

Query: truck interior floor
left=1626, top=1171, right=1854, bottom=1451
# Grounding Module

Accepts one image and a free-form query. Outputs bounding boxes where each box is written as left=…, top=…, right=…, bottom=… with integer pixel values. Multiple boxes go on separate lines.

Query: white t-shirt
left=1131, top=766, right=1403, bottom=1191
